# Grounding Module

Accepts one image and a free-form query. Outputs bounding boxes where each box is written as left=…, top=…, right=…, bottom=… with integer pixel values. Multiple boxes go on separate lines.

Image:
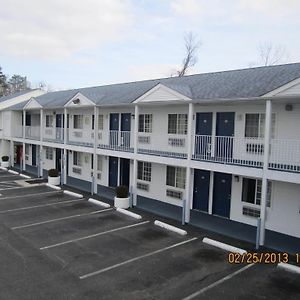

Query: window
left=45, top=147, right=53, bottom=160
left=98, top=114, right=104, bottom=130
left=166, top=166, right=186, bottom=189
left=137, top=161, right=152, bottom=182
left=242, top=178, right=272, bottom=207
left=168, top=114, right=188, bottom=134
left=73, top=151, right=82, bottom=166
left=97, top=156, right=102, bottom=171
left=46, top=115, right=53, bottom=128
left=139, top=114, right=152, bottom=133
left=73, top=115, right=83, bottom=129
left=245, top=113, right=276, bottom=138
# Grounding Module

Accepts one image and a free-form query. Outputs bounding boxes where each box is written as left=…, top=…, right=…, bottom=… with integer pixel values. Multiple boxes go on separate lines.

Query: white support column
left=211, top=112, right=217, bottom=157
left=93, top=106, right=98, bottom=194
left=10, top=140, right=14, bottom=167
left=208, top=171, right=214, bottom=214
left=40, top=108, right=43, bottom=143
left=63, top=107, right=67, bottom=184
left=22, top=110, right=26, bottom=139
left=185, top=102, right=194, bottom=222
left=22, top=142, right=26, bottom=171
left=39, top=108, right=43, bottom=177
left=259, top=100, right=272, bottom=246
left=132, top=105, right=139, bottom=206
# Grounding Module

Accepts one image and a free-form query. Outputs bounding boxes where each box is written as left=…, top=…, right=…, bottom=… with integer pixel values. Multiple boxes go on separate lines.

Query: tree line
left=0, top=66, right=31, bottom=97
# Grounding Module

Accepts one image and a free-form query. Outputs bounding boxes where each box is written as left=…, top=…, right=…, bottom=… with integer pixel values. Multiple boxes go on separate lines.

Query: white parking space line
left=182, top=264, right=254, bottom=300
left=79, top=237, right=198, bottom=280
left=40, top=220, right=150, bottom=250
left=12, top=208, right=113, bottom=230
left=0, top=190, right=60, bottom=201
left=0, top=198, right=85, bottom=213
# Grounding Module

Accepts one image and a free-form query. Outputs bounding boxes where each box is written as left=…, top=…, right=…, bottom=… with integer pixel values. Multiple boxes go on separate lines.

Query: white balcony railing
left=269, top=139, right=300, bottom=172
left=193, top=135, right=300, bottom=172
left=25, top=126, right=40, bottom=140
left=44, top=127, right=64, bottom=142
left=193, top=135, right=264, bottom=167
left=98, top=130, right=133, bottom=152
left=66, top=129, right=94, bottom=147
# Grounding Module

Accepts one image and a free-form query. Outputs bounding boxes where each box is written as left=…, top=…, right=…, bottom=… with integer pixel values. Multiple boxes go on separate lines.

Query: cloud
left=0, top=0, right=133, bottom=60
left=169, top=0, right=300, bottom=22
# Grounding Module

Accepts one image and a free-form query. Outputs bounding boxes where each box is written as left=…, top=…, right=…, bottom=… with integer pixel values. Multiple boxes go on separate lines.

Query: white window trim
left=138, top=161, right=152, bottom=182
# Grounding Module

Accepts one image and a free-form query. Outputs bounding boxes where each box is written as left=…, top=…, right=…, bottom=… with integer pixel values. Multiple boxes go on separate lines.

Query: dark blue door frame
left=195, top=112, right=213, bottom=159
left=121, top=113, right=131, bottom=147
left=193, top=169, right=210, bottom=212
left=212, top=172, right=232, bottom=218
left=32, top=144, right=36, bottom=166
left=109, top=156, right=118, bottom=187
left=120, top=158, right=130, bottom=188
left=109, top=113, right=119, bottom=147
left=216, top=112, right=235, bottom=160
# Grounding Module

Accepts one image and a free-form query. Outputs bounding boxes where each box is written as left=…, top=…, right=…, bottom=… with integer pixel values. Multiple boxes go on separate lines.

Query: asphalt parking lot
left=0, top=169, right=299, bottom=300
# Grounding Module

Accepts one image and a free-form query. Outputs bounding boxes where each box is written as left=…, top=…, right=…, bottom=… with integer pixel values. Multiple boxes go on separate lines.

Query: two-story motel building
left=1, top=63, right=300, bottom=251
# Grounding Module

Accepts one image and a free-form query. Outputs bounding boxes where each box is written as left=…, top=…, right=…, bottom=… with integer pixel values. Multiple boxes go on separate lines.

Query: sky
left=0, top=0, right=300, bottom=91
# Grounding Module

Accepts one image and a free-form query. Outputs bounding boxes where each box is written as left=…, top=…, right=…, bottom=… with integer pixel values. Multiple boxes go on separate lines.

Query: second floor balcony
left=193, top=135, right=300, bottom=173
left=25, top=126, right=40, bottom=140
left=44, top=127, right=64, bottom=143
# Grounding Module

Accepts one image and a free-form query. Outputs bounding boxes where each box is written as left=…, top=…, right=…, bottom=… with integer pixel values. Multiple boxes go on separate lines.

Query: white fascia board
left=262, top=77, right=300, bottom=97
left=23, top=97, right=42, bottom=110
left=64, top=92, right=95, bottom=107
left=133, top=83, right=191, bottom=104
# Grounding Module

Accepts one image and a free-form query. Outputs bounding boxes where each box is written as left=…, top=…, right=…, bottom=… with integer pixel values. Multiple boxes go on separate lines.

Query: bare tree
left=257, top=42, right=289, bottom=66
left=177, top=32, right=201, bottom=77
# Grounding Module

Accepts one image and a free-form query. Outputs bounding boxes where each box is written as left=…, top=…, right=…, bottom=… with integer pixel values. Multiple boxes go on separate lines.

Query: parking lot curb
left=116, top=208, right=142, bottom=219
left=88, top=198, right=110, bottom=208
left=154, top=220, right=187, bottom=235
left=202, top=237, right=246, bottom=255
left=278, top=262, right=300, bottom=274
left=46, top=184, right=61, bottom=190
left=63, top=190, right=83, bottom=198
left=0, top=167, right=8, bottom=171
left=8, top=170, right=19, bottom=175
left=20, top=174, right=31, bottom=179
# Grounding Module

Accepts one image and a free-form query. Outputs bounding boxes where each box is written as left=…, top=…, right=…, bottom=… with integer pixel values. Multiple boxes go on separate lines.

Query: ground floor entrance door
left=56, top=148, right=62, bottom=172
left=119, top=158, right=130, bottom=188
left=193, top=169, right=210, bottom=212
left=212, top=172, right=232, bottom=218
left=32, top=144, right=37, bottom=166
left=109, top=156, right=118, bottom=187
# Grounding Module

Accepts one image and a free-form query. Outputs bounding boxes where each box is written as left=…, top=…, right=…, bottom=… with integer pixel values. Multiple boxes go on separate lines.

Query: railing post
left=256, top=217, right=261, bottom=250
left=182, top=199, right=186, bottom=225
left=259, top=100, right=272, bottom=246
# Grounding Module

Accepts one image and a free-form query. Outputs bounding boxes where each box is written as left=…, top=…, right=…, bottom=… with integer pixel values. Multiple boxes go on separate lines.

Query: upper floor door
left=216, top=112, right=235, bottom=160
left=121, top=113, right=131, bottom=148
left=109, top=113, right=119, bottom=147
left=195, top=112, right=213, bottom=159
